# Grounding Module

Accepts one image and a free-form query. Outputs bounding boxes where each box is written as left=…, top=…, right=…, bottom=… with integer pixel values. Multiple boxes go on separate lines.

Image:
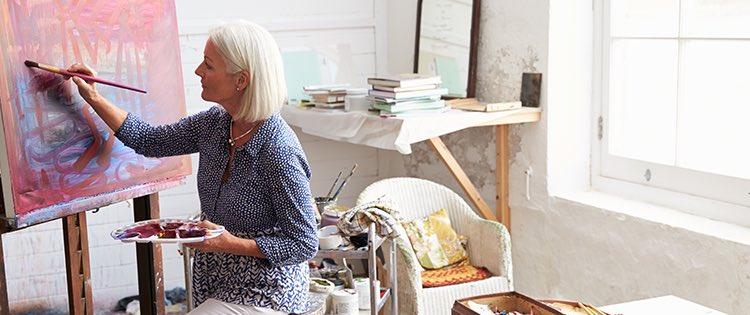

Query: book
left=367, top=74, right=442, bottom=88
left=313, top=101, right=344, bottom=109
left=312, top=94, right=345, bottom=103
left=303, top=83, right=350, bottom=92
left=448, top=98, right=522, bottom=112
left=368, top=88, right=448, bottom=100
left=374, top=99, right=445, bottom=114
left=368, top=94, right=441, bottom=104
left=379, top=106, right=450, bottom=118
left=372, top=84, right=438, bottom=93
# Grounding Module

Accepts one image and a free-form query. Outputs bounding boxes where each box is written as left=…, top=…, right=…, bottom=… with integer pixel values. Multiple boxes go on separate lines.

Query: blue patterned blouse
left=114, top=106, right=318, bottom=314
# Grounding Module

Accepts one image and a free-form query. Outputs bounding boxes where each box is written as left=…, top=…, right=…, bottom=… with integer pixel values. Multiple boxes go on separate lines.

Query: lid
left=323, top=209, right=342, bottom=217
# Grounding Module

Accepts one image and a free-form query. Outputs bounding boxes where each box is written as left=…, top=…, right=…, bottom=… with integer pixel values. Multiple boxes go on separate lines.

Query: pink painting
left=0, top=0, right=190, bottom=228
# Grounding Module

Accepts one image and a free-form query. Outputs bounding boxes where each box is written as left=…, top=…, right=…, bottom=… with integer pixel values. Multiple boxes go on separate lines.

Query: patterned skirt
left=191, top=243, right=310, bottom=313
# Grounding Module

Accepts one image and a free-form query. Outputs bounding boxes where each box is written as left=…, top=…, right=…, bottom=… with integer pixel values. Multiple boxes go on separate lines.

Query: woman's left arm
left=187, top=144, right=319, bottom=264
left=253, top=145, right=319, bottom=266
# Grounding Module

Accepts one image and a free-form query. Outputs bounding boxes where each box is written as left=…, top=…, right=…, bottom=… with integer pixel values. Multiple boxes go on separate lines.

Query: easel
left=0, top=192, right=166, bottom=315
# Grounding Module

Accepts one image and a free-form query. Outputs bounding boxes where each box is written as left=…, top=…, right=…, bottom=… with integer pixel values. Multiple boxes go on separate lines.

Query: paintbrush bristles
left=24, top=60, right=37, bottom=68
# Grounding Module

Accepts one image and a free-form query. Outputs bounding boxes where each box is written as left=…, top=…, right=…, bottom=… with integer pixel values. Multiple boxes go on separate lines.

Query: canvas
left=0, top=0, right=190, bottom=228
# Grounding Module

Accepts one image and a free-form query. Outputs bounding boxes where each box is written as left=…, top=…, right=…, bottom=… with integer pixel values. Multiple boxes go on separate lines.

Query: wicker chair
left=357, top=177, right=513, bottom=315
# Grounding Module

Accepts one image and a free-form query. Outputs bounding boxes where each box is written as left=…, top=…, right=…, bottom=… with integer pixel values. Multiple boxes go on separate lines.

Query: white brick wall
left=1, top=1, right=411, bottom=313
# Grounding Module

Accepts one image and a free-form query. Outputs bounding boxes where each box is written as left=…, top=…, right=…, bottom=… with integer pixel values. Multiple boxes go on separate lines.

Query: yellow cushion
left=402, top=209, right=468, bottom=269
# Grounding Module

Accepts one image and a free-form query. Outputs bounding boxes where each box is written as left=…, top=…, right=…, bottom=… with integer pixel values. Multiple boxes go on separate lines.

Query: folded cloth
left=337, top=198, right=402, bottom=239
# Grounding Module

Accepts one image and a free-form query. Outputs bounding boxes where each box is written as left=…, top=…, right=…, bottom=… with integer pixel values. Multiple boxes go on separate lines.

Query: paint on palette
left=0, top=0, right=190, bottom=228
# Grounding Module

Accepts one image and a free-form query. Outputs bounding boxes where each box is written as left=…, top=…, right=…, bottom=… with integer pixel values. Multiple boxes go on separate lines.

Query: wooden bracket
left=495, top=125, right=511, bottom=233
left=427, top=136, right=496, bottom=221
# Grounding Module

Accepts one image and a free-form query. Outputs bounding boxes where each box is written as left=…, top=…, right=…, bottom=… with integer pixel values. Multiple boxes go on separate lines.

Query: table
left=600, top=295, right=726, bottom=315
left=281, top=105, right=541, bottom=231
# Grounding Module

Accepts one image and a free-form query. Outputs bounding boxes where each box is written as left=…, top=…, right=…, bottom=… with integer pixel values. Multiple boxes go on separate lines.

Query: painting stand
left=62, top=212, right=94, bottom=314
left=0, top=192, right=165, bottom=315
left=133, top=193, right=165, bottom=315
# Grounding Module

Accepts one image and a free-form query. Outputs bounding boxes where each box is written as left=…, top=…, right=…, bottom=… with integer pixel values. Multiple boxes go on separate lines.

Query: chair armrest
left=464, top=218, right=513, bottom=289
left=388, top=236, right=425, bottom=314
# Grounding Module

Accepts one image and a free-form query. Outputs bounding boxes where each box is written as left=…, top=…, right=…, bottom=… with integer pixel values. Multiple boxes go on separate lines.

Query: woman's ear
left=236, top=70, right=250, bottom=91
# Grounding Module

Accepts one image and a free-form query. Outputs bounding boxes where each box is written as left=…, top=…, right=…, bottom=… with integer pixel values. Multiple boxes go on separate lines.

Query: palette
left=111, top=218, right=224, bottom=244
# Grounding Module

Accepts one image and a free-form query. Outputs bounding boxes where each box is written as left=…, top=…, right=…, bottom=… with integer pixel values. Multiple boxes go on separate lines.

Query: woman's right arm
left=68, top=63, right=128, bottom=133
left=68, top=63, right=208, bottom=158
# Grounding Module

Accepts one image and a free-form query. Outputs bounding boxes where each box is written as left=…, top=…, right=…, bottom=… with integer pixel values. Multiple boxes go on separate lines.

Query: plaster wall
left=392, top=0, right=750, bottom=314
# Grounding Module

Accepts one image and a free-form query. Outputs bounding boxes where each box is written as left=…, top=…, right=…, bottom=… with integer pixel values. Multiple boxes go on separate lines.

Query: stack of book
left=303, top=84, right=350, bottom=109
left=367, top=74, right=448, bottom=117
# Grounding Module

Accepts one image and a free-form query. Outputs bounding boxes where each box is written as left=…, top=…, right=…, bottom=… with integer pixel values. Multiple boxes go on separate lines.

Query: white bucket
left=330, top=289, right=359, bottom=315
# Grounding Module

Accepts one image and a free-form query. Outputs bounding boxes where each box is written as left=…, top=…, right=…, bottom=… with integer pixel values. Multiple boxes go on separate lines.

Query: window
left=594, top=0, right=750, bottom=224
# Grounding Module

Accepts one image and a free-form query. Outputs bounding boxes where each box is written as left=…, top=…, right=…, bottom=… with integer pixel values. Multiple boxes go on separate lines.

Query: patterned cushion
left=401, top=209, right=468, bottom=269
left=421, top=264, right=493, bottom=288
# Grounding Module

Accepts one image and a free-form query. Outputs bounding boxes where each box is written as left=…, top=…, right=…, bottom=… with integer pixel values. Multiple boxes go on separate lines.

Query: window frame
left=592, top=0, right=750, bottom=227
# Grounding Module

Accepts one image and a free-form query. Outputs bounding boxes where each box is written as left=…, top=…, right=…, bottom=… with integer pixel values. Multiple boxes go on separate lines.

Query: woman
left=68, top=21, right=318, bottom=314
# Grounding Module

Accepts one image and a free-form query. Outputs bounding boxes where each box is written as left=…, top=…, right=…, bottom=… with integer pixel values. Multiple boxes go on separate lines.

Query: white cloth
left=188, top=298, right=288, bottom=315
left=281, top=105, right=540, bottom=154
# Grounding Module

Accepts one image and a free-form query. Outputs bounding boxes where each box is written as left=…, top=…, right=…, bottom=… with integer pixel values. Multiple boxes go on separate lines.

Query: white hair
left=209, top=21, right=287, bottom=122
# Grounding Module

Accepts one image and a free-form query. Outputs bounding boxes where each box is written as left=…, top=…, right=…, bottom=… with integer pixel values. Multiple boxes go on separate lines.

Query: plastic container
left=330, top=289, right=359, bottom=315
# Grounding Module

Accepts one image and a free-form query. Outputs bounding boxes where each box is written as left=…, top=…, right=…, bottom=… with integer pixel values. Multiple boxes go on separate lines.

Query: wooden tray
left=452, top=291, right=565, bottom=315
left=541, top=299, right=610, bottom=315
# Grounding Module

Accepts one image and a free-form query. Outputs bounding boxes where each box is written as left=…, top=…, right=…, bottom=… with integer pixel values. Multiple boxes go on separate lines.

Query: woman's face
left=194, top=40, right=244, bottom=113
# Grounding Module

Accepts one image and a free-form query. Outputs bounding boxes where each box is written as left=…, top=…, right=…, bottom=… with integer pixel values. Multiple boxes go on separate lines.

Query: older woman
left=68, top=21, right=318, bottom=314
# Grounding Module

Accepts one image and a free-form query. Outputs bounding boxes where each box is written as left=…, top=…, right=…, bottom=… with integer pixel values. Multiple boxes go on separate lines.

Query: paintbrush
left=325, top=171, right=343, bottom=199
left=24, top=60, right=147, bottom=94
left=330, top=163, right=358, bottom=200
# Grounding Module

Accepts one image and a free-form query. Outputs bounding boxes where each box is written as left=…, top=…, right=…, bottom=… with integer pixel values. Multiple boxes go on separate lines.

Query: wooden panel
left=0, top=234, right=9, bottom=315
left=63, top=213, right=94, bottom=315
left=176, top=0, right=375, bottom=28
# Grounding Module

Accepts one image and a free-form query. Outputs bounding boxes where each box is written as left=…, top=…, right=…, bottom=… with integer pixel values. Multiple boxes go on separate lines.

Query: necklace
left=228, top=120, right=261, bottom=147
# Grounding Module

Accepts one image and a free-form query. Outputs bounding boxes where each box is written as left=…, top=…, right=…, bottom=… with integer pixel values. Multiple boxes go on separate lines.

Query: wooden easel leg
left=63, top=212, right=94, bottom=315
left=495, top=125, right=510, bottom=233
left=133, top=193, right=165, bottom=315
left=0, top=234, right=9, bottom=315
left=427, top=136, right=495, bottom=221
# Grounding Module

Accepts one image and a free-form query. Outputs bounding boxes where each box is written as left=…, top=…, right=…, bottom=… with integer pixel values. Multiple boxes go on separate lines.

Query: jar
left=314, top=196, right=336, bottom=226
left=320, top=209, right=341, bottom=227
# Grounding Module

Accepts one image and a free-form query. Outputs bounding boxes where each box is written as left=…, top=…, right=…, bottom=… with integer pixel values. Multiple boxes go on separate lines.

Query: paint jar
left=330, top=289, right=359, bottom=315
left=314, top=197, right=336, bottom=226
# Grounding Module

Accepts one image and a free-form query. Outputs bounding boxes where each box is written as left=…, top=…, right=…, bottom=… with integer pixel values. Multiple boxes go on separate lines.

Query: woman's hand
left=184, top=220, right=266, bottom=258
left=67, top=63, right=102, bottom=105
left=184, top=220, right=236, bottom=253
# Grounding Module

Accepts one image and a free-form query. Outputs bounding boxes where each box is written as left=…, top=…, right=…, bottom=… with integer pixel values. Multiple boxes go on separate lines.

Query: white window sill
left=552, top=190, right=750, bottom=246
